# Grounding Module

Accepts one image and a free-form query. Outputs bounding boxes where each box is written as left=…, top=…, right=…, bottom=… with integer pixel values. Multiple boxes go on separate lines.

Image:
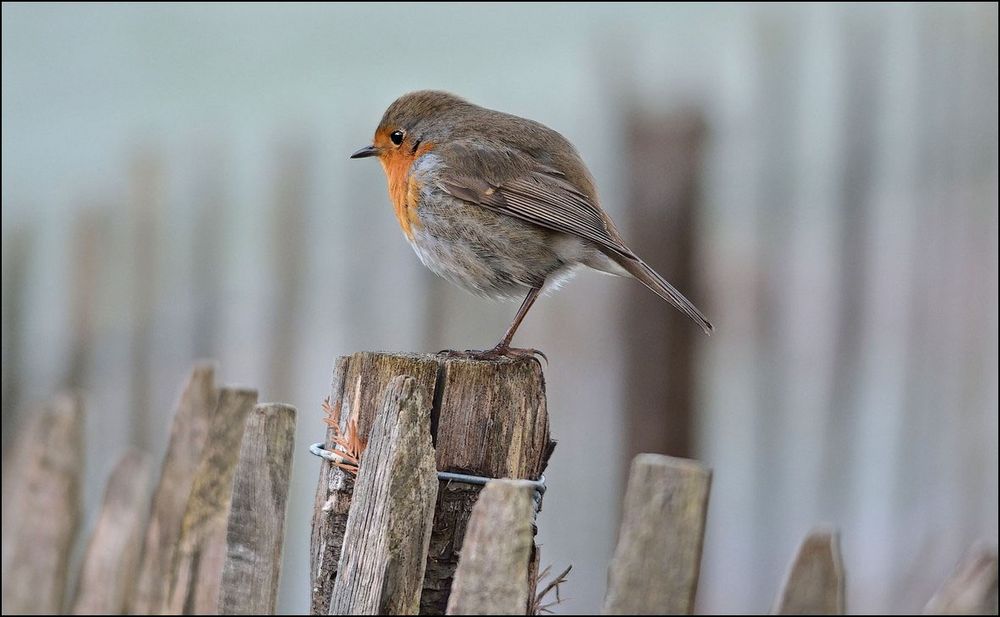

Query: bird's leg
left=436, top=285, right=547, bottom=363
left=491, top=285, right=543, bottom=355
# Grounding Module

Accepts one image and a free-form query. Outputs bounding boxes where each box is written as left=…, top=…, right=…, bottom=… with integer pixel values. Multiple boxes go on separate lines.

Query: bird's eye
left=390, top=130, right=404, bottom=146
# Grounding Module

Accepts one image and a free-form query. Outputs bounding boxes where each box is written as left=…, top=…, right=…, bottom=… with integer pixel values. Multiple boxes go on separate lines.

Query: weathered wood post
left=602, top=453, right=712, bottom=615
left=310, top=352, right=553, bottom=615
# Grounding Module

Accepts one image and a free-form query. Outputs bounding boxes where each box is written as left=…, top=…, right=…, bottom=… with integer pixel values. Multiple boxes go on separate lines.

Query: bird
left=351, top=90, right=712, bottom=359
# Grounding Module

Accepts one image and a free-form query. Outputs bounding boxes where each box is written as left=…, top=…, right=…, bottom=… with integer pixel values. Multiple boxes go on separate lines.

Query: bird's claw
left=436, top=346, right=548, bottom=366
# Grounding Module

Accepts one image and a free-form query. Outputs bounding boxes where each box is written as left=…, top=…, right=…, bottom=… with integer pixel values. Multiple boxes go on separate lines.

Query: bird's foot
left=436, top=345, right=547, bottom=366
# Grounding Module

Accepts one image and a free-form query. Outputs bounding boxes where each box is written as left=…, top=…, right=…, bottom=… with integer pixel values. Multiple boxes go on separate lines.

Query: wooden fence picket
left=772, top=528, right=845, bottom=614
left=328, top=376, right=438, bottom=615
left=1, top=394, right=84, bottom=615
left=602, top=454, right=712, bottom=615
left=445, top=480, right=537, bottom=615
left=924, top=543, right=998, bottom=615
left=218, top=403, right=297, bottom=615
left=164, top=388, right=258, bottom=614
left=131, top=365, right=219, bottom=614
left=72, top=450, right=152, bottom=614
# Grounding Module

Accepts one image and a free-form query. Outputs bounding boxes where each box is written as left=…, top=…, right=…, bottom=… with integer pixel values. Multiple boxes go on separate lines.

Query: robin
left=351, top=90, right=713, bottom=358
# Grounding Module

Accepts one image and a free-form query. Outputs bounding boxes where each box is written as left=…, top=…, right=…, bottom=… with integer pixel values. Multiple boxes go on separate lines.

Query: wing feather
left=432, top=139, right=714, bottom=334
left=434, top=140, right=634, bottom=258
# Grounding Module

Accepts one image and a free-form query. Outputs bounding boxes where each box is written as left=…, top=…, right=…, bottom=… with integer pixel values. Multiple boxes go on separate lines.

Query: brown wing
left=434, top=140, right=636, bottom=259
left=434, top=139, right=714, bottom=334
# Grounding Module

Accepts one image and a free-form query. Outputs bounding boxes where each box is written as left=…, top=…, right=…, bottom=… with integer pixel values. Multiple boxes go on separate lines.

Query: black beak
left=350, top=145, right=378, bottom=159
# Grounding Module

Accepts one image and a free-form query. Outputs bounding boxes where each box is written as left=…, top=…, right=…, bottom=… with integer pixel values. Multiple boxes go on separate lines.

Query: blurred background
left=2, top=2, right=997, bottom=613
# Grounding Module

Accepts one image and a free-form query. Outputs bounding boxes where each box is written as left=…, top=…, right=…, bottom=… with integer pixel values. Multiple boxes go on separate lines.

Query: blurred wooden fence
left=0, top=366, right=297, bottom=615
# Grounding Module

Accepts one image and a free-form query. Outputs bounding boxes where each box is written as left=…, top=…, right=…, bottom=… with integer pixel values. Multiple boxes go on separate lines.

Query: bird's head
left=350, top=90, right=470, bottom=164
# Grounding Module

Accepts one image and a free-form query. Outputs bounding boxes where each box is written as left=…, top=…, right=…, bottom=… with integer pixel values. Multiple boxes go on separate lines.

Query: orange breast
left=379, top=142, right=434, bottom=240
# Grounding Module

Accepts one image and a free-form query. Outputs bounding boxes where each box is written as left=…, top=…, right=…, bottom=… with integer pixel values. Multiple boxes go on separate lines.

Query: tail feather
left=611, top=253, right=714, bottom=335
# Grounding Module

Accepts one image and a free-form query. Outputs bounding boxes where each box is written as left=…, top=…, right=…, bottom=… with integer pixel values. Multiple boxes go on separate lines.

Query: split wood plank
left=311, top=353, right=439, bottom=614
left=328, top=376, right=438, bottom=615
left=218, top=403, right=297, bottom=615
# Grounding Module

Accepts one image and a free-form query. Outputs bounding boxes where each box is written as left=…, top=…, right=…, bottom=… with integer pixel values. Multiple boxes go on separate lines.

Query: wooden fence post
left=328, top=376, right=439, bottom=615
left=311, top=354, right=440, bottom=614
left=219, top=403, right=297, bottom=615
left=71, top=450, right=152, bottom=614
left=131, top=364, right=219, bottom=614
left=423, top=356, right=552, bottom=615
left=0, top=393, right=83, bottom=615
left=165, top=387, right=258, bottom=614
left=924, top=542, right=998, bottom=615
left=602, top=453, right=712, bottom=615
left=310, top=352, right=553, bottom=615
left=772, top=527, right=845, bottom=614
left=445, top=480, right=537, bottom=615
